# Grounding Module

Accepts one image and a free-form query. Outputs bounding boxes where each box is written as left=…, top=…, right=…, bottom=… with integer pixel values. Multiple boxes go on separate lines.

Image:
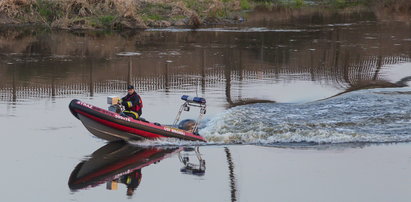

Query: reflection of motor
left=178, top=147, right=206, bottom=176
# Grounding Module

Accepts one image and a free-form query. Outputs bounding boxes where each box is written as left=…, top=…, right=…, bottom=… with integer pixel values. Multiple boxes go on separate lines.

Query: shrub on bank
left=0, top=0, right=409, bottom=29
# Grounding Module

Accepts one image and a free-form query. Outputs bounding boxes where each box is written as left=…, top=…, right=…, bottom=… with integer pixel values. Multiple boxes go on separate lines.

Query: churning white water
left=200, top=87, right=411, bottom=145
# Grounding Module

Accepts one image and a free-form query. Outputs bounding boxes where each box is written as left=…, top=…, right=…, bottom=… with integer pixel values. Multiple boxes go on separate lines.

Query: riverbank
left=0, top=0, right=248, bottom=29
left=0, top=0, right=410, bottom=30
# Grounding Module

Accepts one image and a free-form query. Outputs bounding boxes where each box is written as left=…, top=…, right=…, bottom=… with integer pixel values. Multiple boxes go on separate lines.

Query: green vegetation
left=327, top=0, right=366, bottom=9
left=293, top=0, right=305, bottom=8
left=240, top=0, right=251, bottom=10
left=140, top=2, right=172, bottom=22
left=0, top=0, right=409, bottom=29
left=171, top=15, right=186, bottom=21
left=183, top=0, right=202, bottom=10
left=36, top=0, right=61, bottom=23
left=98, top=15, right=115, bottom=28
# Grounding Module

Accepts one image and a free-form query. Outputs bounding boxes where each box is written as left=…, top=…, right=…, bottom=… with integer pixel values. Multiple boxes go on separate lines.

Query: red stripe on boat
left=76, top=110, right=164, bottom=139
left=73, top=148, right=160, bottom=184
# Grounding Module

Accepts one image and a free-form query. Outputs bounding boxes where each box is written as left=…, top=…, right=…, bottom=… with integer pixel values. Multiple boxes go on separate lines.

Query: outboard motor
left=173, top=95, right=207, bottom=133
left=178, top=119, right=197, bottom=131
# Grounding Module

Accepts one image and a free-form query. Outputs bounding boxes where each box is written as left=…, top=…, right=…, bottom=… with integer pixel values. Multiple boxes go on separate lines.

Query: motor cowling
left=178, top=119, right=197, bottom=131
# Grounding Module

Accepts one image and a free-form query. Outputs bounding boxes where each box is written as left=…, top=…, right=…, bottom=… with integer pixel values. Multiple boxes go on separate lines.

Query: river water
left=1, top=10, right=411, bottom=202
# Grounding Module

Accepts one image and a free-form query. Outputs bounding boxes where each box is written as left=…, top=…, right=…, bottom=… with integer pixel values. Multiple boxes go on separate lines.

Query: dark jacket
left=121, top=92, right=143, bottom=116
left=120, top=169, right=142, bottom=190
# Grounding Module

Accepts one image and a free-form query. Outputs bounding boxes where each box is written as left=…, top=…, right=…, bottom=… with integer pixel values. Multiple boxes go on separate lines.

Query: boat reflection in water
left=68, top=141, right=206, bottom=197
left=179, top=147, right=206, bottom=176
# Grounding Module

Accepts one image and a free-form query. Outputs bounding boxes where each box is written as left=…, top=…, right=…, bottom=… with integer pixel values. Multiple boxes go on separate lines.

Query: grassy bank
left=0, top=0, right=410, bottom=30
left=0, top=0, right=248, bottom=29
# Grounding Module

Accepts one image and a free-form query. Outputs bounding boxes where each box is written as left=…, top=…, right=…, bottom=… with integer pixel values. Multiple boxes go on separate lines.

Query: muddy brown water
left=1, top=11, right=411, bottom=202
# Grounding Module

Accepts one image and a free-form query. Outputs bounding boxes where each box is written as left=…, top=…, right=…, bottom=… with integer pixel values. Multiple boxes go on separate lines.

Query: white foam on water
left=199, top=87, right=411, bottom=145
left=128, top=138, right=209, bottom=147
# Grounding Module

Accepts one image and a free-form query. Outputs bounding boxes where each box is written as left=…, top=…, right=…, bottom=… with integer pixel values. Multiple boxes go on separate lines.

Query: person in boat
left=119, top=85, right=143, bottom=119
left=106, top=169, right=142, bottom=197
left=121, top=169, right=142, bottom=196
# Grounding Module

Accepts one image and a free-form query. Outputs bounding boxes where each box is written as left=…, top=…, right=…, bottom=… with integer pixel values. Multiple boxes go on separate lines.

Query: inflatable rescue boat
left=69, top=95, right=207, bottom=142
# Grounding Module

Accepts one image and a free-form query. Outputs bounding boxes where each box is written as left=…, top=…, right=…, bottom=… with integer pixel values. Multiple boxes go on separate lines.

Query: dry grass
left=2, top=0, right=409, bottom=29
left=0, top=0, right=248, bottom=28
left=54, top=0, right=145, bottom=29
left=0, top=0, right=145, bottom=28
left=0, top=0, right=35, bottom=17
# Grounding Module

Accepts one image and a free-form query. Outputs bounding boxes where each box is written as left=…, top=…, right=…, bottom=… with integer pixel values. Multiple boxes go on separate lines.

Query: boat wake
left=199, top=87, right=411, bottom=145
left=128, top=138, right=209, bottom=147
